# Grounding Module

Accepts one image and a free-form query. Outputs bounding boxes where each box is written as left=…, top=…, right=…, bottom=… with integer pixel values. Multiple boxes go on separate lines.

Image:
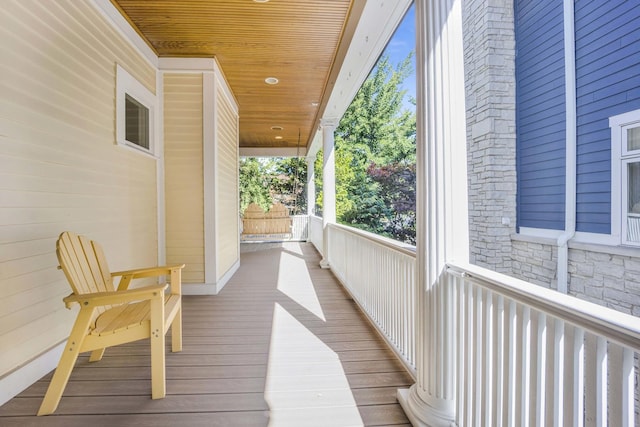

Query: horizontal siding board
left=215, top=83, right=239, bottom=279
left=519, top=141, right=567, bottom=157
left=163, top=73, right=204, bottom=283
left=574, top=0, right=640, bottom=233
left=516, top=0, right=566, bottom=230
left=0, top=0, right=158, bottom=377
left=519, top=150, right=566, bottom=166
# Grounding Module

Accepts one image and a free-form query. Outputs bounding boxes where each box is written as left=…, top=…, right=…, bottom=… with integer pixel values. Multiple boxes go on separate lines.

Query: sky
left=378, top=4, right=416, bottom=111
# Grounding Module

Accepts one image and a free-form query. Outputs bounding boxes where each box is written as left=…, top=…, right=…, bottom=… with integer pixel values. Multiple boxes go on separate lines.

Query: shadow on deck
left=0, top=242, right=412, bottom=426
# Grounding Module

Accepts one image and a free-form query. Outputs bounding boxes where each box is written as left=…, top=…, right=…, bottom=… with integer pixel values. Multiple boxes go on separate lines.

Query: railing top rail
left=448, top=261, right=640, bottom=352
left=327, top=222, right=416, bottom=258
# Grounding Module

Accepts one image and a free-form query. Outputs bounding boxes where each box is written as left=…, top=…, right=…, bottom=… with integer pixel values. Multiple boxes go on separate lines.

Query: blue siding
left=516, top=0, right=566, bottom=230
left=575, top=0, right=640, bottom=233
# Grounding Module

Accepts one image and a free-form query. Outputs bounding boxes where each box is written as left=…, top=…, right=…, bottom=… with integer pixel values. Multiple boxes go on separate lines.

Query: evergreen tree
left=333, top=53, right=416, bottom=241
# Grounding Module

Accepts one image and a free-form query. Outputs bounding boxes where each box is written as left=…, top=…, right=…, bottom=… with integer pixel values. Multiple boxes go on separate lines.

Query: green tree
left=269, top=157, right=307, bottom=215
left=334, top=53, right=416, bottom=239
left=239, top=158, right=272, bottom=213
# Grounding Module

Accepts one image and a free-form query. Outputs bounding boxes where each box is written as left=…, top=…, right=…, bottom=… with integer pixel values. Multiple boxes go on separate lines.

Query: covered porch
left=0, top=242, right=412, bottom=426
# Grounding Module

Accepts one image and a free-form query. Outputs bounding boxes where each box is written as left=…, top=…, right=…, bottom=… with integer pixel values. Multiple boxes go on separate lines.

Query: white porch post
left=397, top=0, right=468, bottom=426
left=320, top=118, right=337, bottom=268
left=306, top=155, right=316, bottom=216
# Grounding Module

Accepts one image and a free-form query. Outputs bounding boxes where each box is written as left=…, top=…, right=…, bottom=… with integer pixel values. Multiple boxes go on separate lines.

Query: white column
left=320, top=119, right=337, bottom=268
left=306, top=156, right=316, bottom=216
left=397, top=0, right=469, bottom=426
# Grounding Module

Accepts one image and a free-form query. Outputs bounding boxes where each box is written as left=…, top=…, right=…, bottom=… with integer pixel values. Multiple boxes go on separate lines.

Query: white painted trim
left=609, top=108, right=640, bottom=128
left=570, top=239, right=640, bottom=258
left=610, top=108, right=640, bottom=247
left=557, top=0, right=577, bottom=294
left=611, top=117, right=623, bottom=246
left=516, top=228, right=640, bottom=250
left=572, top=231, right=619, bottom=246
left=158, top=57, right=216, bottom=72
left=239, top=147, right=307, bottom=158
left=216, top=259, right=239, bottom=293
left=0, top=341, right=65, bottom=406
left=90, top=0, right=158, bottom=68
left=212, top=58, right=239, bottom=115
left=203, top=72, right=217, bottom=285
left=323, top=0, right=412, bottom=120
left=180, top=260, right=240, bottom=295
left=116, top=64, right=158, bottom=157
left=517, top=227, right=564, bottom=240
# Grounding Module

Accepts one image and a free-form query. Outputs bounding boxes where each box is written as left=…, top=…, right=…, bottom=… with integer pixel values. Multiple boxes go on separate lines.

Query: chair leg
left=38, top=309, right=93, bottom=416
left=89, top=348, right=106, bottom=362
left=171, top=306, right=182, bottom=353
left=150, top=296, right=166, bottom=399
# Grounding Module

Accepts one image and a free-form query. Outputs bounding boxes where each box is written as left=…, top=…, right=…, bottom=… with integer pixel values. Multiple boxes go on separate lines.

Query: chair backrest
left=56, top=231, right=115, bottom=296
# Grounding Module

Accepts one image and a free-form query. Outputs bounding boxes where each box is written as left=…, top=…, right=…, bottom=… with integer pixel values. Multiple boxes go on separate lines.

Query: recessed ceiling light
left=271, top=126, right=283, bottom=131
left=275, top=136, right=283, bottom=140
left=265, top=77, right=279, bottom=85
left=311, top=102, right=319, bottom=106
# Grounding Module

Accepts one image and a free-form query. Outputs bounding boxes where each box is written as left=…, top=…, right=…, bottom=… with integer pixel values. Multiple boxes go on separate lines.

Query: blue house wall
left=516, top=0, right=640, bottom=235
left=575, top=0, right=640, bottom=234
left=515, top=0, right=566, bottom=231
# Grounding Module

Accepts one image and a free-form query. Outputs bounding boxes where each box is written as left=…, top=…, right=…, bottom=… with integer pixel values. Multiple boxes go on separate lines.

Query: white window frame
left=610, top=108, right=640, bottom=247
left=116, top=64, right=157, bottom=156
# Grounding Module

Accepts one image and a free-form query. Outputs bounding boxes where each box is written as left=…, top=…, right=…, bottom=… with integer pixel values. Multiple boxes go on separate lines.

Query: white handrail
left=327, top=223, right=416, bottom=375
left=447, top=261, right=639, bottom=425
left=447, top=262, right=640, bottom=351
left=321, top=222, right=639, bottom=424
left=308, top=215, right=324, bottom=255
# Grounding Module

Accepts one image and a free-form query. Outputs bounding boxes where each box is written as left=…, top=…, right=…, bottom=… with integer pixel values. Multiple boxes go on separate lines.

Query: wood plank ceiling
left=111, top=0, right=359, bottom=151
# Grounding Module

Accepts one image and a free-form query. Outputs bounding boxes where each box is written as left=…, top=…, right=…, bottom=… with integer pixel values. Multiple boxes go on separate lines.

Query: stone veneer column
left=320, top=119, right=337, bottom=268
left=463, top=0, right=517, bottom=273
left=397, top=0, right=469, bottom=425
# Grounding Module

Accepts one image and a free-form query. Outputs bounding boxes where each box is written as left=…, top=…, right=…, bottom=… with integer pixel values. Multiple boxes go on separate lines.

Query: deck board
left=0, top=242, right=412, bottom=426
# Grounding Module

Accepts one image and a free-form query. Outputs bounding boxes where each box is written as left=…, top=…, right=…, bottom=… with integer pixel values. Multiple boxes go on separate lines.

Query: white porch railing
left=327, top=223, right=417, bottom=374
left=448, top=262, right=640, bottom=426
left=290, top=214, right=309, bottom=241
left=324, top=222, right=640, bottom=425
left=308, top=215, right=324, bottom=255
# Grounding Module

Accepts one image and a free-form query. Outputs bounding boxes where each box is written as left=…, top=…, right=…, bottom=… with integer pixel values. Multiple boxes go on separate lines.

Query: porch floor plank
left=0, top=242, right=412, bottom=426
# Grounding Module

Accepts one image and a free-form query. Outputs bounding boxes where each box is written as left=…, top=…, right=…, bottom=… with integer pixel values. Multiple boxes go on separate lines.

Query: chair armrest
left=63, top=284, right=168, bottom=309
left=111, top=264, right=185, bottom=278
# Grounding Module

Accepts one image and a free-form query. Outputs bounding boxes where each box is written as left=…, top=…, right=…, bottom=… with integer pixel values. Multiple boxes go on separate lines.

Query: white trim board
left=0, top=341, right=66, bottom=407
left=90, top=0, right=158, bottom=68
left=181, top=260, right=240, bottom=295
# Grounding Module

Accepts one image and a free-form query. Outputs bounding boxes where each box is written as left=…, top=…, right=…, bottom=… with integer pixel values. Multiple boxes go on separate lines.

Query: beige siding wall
left=0, top=1, right=158, bottom=377
left=163, top=74, right=205, bottom=283
left=215, top=80, right=240, bottom=279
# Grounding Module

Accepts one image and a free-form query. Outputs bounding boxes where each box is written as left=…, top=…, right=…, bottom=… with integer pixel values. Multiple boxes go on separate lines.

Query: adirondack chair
left=38, top=231, right=184, bottom=416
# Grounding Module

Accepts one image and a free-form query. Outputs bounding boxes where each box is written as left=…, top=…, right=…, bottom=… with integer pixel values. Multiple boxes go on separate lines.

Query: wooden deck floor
left=0, top=242, right=412, bottom=426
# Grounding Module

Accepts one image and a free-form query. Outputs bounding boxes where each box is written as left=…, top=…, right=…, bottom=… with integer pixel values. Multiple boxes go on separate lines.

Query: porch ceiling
left=111, top=0, right=363, bottom=152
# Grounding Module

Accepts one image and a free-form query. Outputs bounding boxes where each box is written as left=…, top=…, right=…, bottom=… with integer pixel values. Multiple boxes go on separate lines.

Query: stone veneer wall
left=462, top=0, right=517, bottom=273
left=510, top=238, right=557, bottom=289
left=569, top=246, right=640, bottom=316
left=463, top=0, right=640, bottom=318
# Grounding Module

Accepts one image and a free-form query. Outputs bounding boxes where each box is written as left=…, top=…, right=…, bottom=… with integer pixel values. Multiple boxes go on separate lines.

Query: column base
left=397, top=386, right=457, bottom=427
left=319, top=258, right=330, bottom=269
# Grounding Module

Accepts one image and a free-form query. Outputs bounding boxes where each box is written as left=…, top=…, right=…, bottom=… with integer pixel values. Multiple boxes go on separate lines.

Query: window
left=116, top=64, right=156, bottom=155
left=611, top=109, right=640, bottom=246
